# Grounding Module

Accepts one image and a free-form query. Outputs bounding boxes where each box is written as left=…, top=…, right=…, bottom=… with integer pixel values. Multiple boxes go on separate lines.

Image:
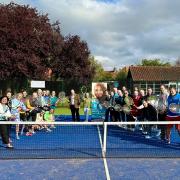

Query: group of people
left=96, top=85, right=179, bottom=144
left=67, top=85, right=180, bottom=145
left=0, top=85, right=179, bottom=148
left=0, top=89, right=59, bottom=148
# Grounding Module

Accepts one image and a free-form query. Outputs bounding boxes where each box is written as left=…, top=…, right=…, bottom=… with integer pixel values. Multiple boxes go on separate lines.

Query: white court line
left=97, top=125, right=111, bottom=180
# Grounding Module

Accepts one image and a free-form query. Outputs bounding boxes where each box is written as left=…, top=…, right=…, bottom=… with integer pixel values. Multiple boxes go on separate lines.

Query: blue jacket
left=167, top=93, right=180, bottom=117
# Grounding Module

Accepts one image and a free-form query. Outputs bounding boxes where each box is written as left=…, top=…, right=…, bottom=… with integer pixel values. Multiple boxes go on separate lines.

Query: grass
left=54, top=99, right=92, bottom=115
left=54, top=107, right=91, bottom=115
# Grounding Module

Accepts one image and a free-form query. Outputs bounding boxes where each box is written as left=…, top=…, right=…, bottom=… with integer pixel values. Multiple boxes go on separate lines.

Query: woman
left=83, top=93, right=91, bottom=121
left=50, top=91, right=59, bottom=114
left=11, top=93, right=27, bottom=139
left=0, top=96, right=13, bottom=148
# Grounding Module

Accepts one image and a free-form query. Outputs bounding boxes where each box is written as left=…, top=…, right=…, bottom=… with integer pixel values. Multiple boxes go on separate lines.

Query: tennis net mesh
left=0, top=121, right=180, bottom=159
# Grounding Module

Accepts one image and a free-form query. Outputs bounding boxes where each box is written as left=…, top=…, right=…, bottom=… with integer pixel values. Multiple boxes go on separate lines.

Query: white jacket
left=0, top=103, right=11, bottom=120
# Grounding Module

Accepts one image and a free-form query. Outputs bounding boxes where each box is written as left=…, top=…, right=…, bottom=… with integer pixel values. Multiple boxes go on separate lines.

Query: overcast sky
left=1, top=0, right=180, bottom=70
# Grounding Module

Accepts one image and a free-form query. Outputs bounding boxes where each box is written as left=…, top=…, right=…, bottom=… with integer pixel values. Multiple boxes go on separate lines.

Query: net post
left=103, top=122, right=107, bottom=154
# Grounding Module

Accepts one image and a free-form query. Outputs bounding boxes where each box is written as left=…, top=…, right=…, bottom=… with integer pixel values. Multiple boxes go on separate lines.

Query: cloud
left=1, top=0, right=180, bottom=68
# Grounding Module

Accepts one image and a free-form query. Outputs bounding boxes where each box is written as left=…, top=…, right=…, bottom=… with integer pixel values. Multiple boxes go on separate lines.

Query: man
left=69, top=89, right=81, bottom=122
left=123, top=90, right=135, bottom=130
left=37, top=89, right=46, bottom=108
left=145, top=87, right=159, bottom=108
left=166, top=87, right=180, bottom=144
left=142, top=100, right=158, bottom=139
left=158, top=85, right=169, bottom=140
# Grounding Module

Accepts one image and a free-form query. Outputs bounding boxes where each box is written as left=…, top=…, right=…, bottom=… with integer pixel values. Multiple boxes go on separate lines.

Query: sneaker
left=46, top=128, right=52, bottom=132
left=139, top=127, right=143, bottom=131
left=6, top=144, right=14, bottom=149
left=16, top=135, right=20, bottom=140
left=118, top=124, right=123, bottom=127
left=145, top=135, right=152, bottom=139
left=26, top=132, right=33, bottom=136
left=142, top=131, right=148, bottom=135
left=50, top=126, right=55, bottom=129
left=155, top=131, right=161, bottom=137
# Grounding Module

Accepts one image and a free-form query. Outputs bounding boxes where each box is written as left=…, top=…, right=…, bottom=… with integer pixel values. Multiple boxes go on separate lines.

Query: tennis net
left=0, top=121, right=180, bottom=159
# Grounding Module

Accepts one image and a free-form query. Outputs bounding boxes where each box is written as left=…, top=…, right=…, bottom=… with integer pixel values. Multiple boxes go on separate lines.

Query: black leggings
left=0, top=124, right=9, bottom=144
left=70, top=105, right=80, bottom=122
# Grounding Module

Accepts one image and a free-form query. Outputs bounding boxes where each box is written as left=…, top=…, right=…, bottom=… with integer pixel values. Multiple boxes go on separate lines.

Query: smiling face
left=22, top=91, right=27, bottom=97
left=170, top=87, right=176, bottom=96
left=1, top=97, right=8, bottom=104
left=143, top=100, right=148, bottom=108
left=94, top=85, right=104, bottom=98
left=6, top=92, right=12, bottom=99
left=52, top=91, right=56, bottom=97
left=17, top=93, right=23, bottom=100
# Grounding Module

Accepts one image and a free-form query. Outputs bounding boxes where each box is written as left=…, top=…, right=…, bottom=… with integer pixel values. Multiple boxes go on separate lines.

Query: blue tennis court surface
left=0, top=159, right=106, bottom=180
left=105, top=125, right=180, bottom=158
left=1, top=158, right=180, bottom=180
left=0, top=122, right=180, bottom=179
left=0, top=125, right=102, bottom=159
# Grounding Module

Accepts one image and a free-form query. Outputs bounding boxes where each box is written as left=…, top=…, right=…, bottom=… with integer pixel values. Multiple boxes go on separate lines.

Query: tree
left=0, top=3, right=63, bottom=80
left=115, top=68, right=128, bottom=87
left=138, top=59, right=171, bottom=66
left=0, top=2, right=96, bottom=93
left=53, top=35, right=94, bottom=85
left=89, top=56, right=104, bottom=82
left=175, top=57, right=180, bottom=66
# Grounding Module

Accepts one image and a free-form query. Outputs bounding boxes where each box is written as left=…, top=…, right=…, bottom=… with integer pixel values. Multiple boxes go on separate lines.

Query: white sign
left=31, top=81, right=45, bottom=88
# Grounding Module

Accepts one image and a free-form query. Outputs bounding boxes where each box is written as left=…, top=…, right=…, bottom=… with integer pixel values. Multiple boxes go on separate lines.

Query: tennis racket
left=122, top=105, right=131, bottom=115
left=157, top=100, right=167, bottom=113
left=58, top=91, right=66, bottom=99
left=124, top=96, right=134, bottom=106
left=123, top=96, right=136, bottom=115
left=114, top=104, right=123, bottom=112
left=169, top=103, right=180, bottom=113
left=80, top=85, right=87, bottom=94
left=147, top=95, right=158, bottom=108
left=102, top=101, right=111, bottom=109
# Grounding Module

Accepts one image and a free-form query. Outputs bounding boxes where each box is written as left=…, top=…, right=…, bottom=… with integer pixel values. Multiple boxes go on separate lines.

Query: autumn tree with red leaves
left=52, top=35, right=95, bottom=84
left=0, top=2, right=95, bottom=92
left=0, top=3, right=63, bottom=81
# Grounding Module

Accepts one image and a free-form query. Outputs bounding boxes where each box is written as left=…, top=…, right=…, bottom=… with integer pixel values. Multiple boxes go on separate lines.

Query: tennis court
left=0, top=120, right=180, bottom=180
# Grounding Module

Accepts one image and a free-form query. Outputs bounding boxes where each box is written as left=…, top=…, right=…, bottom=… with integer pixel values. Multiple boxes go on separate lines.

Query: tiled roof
left=129, top=66, right=180, bottom=81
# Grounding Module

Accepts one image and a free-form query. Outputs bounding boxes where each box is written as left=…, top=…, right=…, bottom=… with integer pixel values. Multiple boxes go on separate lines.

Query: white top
left=0, top=103, right=11, bottom=120
left=70, top=95, right=75, bottom=105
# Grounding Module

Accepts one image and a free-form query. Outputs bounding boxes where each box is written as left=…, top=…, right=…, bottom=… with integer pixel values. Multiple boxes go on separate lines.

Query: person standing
left=83, top=93, right=91, bottom=122
left=166, top=87, right=180, bottom=144
left=69, top=89, right=81, bottom=122
left=142, top=100, right=158, bottom=139
left=11, top=93, right=27, bottom=139
left=158, top=85, right=169, bottom=141
left=0, top=96, right=13, bottom=148
left=50, top=91, right=59, bottom=113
